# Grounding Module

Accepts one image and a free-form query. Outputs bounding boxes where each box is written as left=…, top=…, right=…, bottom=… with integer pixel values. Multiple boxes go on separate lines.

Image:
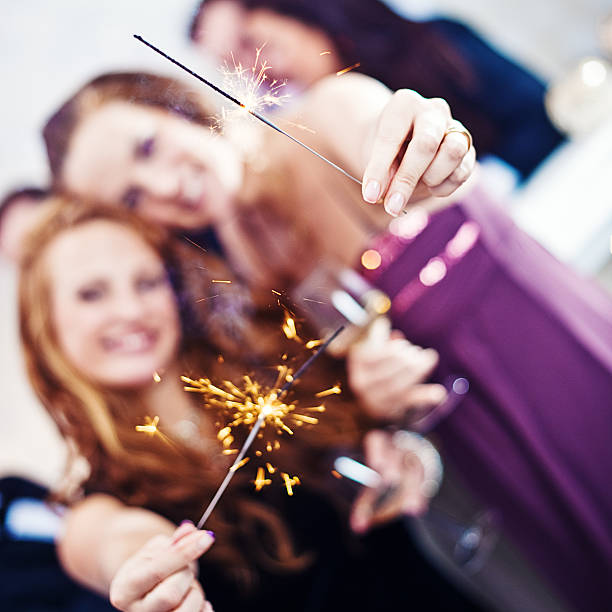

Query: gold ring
left=444, top=125, right=472, bottom=151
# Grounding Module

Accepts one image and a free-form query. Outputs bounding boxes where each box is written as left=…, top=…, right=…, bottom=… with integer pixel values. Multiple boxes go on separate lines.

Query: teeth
left=104, top=331, right=152, bottom=352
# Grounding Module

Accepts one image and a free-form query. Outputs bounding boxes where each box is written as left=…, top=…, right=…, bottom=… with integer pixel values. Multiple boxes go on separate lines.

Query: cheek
left=153, top=290, right=182, bottom=345
left=53, top=302, right=100, bottom=366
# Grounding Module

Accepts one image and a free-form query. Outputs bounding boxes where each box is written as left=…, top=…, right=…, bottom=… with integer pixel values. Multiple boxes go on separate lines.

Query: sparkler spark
left=218, top=47, right=289, bottom=125
left=336, top=62, right=361, bottom=76
left=135, top=416, right=176, bottom=447
left=315, top=385, right=342, bottom=398
left=133, top=35, right=362, bottom=185
left=135, top=415, right=160, bottom=435
left=185, top=325, right=344, bottom=528
left=282, top=310, right=300, bottom=341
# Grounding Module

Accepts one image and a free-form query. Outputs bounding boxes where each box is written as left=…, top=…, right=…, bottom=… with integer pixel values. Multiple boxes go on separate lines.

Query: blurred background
left=1, top=0, right=611, bottom=487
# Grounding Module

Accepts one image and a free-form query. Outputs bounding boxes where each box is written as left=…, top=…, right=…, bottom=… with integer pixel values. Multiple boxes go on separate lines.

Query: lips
left=101, top=329, right=158, bottom=354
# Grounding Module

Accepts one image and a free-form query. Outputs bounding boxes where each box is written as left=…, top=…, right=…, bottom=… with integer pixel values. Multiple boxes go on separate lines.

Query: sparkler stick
left=133, top=35, right=362, bottom=186
left=196, top=324, right=344, bottom=528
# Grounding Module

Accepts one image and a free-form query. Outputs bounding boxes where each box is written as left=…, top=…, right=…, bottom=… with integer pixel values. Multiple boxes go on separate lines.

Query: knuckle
left=157, top=587, right=183, bottom=609
left=415, top=132, right=440, bottom=156
left=393, top=172, right=419, bottom=190
left=109, top=587, right=128, bottom=611
left=444, top=138, right=466, bottom=162
left=452, top=164, right=470, bottom=183
left=421, top=171, right=439, bottom=188
left=429, top=97, right=451, bottom=115
left=393, top=88, right=420, bottom=103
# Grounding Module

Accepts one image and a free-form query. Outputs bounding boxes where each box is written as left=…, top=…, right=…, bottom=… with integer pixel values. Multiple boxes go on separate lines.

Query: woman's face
left=195, top=2, right=340, bottom=90
left=46, top=220, right=181, bottom=388
left=62, top=101, right=243, bottom=230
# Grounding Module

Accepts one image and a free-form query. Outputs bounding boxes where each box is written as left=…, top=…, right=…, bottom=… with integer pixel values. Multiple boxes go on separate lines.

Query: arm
left=296, top=73, right=476, bottom=215
left=58, top=494, right=214, bottom=611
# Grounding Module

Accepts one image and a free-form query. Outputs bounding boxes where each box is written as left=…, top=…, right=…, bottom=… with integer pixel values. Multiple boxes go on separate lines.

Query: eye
left=136, top=273, right=167, bottom=293
left=122, top=187, right=142, bottom=210
left=77, top=286, right=105, bottom=302
left=135, top=135, right=156, bottom=159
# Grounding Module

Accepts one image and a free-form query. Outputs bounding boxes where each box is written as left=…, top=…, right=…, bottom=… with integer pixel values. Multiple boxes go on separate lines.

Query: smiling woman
left=44, top=219, right=181, bottom=388
left=44, top=73, right=242, bottom=231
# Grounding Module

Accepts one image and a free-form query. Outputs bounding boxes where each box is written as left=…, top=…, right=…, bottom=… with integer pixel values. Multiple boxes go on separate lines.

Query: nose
left=139, top=163, right=181, bottom=202
left=112, top=287, right=147, bottom=320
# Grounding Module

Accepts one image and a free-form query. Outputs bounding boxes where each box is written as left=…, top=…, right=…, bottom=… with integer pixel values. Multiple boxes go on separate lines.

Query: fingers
left=363, top=89, right=475, bottom=214
left=360, top=316, right=391, bottom=350
left=171, top=521, right=196, bottom=545
left=362, top=89, right=420, bottom=206
left=349, top=339, right=440, bottom=418
left=140, top=568, right=195, bottom=612
left=382, top=104, right=449, bottom=215
left=351, top=431, right=429, bottom=533
left=170, top=582, right=210, bottom=612
left=421, top=120, right=473, bottom=189
left=110, top=528, right=215, bottom=610
left=428, top=144, right=476, bottom=197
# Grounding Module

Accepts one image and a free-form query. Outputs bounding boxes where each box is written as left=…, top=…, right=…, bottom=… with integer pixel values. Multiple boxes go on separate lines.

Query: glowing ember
left=152, top=371, right=162, bottom=383
left=315, top=385, right=342, bottom=398
left=282, top=473, right=301, bottom=495
left=254, top=466, right=272, bottom=490
left=135, top=415, right=160, bottom=435
left=336, top=62, right=361, bottom=76
left=282, top=310, right=300, bottom=341
left=305, top=339, right=323, bottom=349
left=211, top=279, right=232, bottom=284
left=135, top=416, right=176, bottom=447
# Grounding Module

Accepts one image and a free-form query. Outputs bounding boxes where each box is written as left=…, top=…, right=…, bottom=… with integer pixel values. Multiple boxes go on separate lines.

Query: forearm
left=58, top=494, right=175, bottom=595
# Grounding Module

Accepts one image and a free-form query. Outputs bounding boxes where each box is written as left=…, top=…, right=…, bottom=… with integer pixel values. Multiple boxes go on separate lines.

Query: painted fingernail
left=204, top=530, right=215, bottom=540
left=363, top=180, right=380, bottom=203
left=180, top=519, right=194, bottom=526
left=385, top=192, right=405, bottom=216
left=196, top=531, right=215, bottom=551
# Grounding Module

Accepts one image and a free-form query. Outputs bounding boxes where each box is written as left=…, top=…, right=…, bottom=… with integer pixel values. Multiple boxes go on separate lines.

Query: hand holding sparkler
left=109, top=522, right=214, bottom=612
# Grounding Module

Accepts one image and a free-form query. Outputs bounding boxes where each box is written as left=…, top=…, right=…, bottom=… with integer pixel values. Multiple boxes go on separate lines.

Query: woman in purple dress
left=355, top=186, right=612, bottom=611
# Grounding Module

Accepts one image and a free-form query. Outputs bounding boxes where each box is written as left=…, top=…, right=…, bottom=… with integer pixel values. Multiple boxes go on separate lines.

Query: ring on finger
left=444, top=124, right=472, bottom=152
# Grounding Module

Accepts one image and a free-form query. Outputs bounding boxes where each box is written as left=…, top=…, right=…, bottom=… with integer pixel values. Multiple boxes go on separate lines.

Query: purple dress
left=361, top=188, right=612, bottom=611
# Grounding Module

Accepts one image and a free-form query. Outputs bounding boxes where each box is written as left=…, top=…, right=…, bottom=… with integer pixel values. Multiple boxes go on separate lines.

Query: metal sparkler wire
left=133, top=35, right=362, bottom=186
left=196, top=325, right=344, bottom=529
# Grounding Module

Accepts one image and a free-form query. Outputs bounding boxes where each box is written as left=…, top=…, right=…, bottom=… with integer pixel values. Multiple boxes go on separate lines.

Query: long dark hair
left=191, top=0, right=496, bottom=150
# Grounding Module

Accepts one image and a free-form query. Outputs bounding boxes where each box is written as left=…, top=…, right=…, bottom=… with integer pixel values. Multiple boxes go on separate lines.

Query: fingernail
left=196, top=531, right=215, bottom=551
left=204, top=530, right=215, bottom=540
left=363, top=180, right=380, bottom=203
left=385, top=192, right=405, bottom=216
left=180, top=519, right=194, bottom=526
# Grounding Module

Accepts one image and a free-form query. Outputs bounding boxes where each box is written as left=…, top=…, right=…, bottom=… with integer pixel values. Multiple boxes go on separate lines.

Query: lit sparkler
left=185, top=325, right=344, bottom=528
left=218, top=47, right=289, bottom=124
left=133, top=35, right=362, bottom=185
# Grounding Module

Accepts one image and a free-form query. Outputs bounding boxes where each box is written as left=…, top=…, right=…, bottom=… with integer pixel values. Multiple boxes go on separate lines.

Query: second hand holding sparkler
left=133, top=35, right=362, bottom=186
left=196, top=325, right=344, bottom=529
